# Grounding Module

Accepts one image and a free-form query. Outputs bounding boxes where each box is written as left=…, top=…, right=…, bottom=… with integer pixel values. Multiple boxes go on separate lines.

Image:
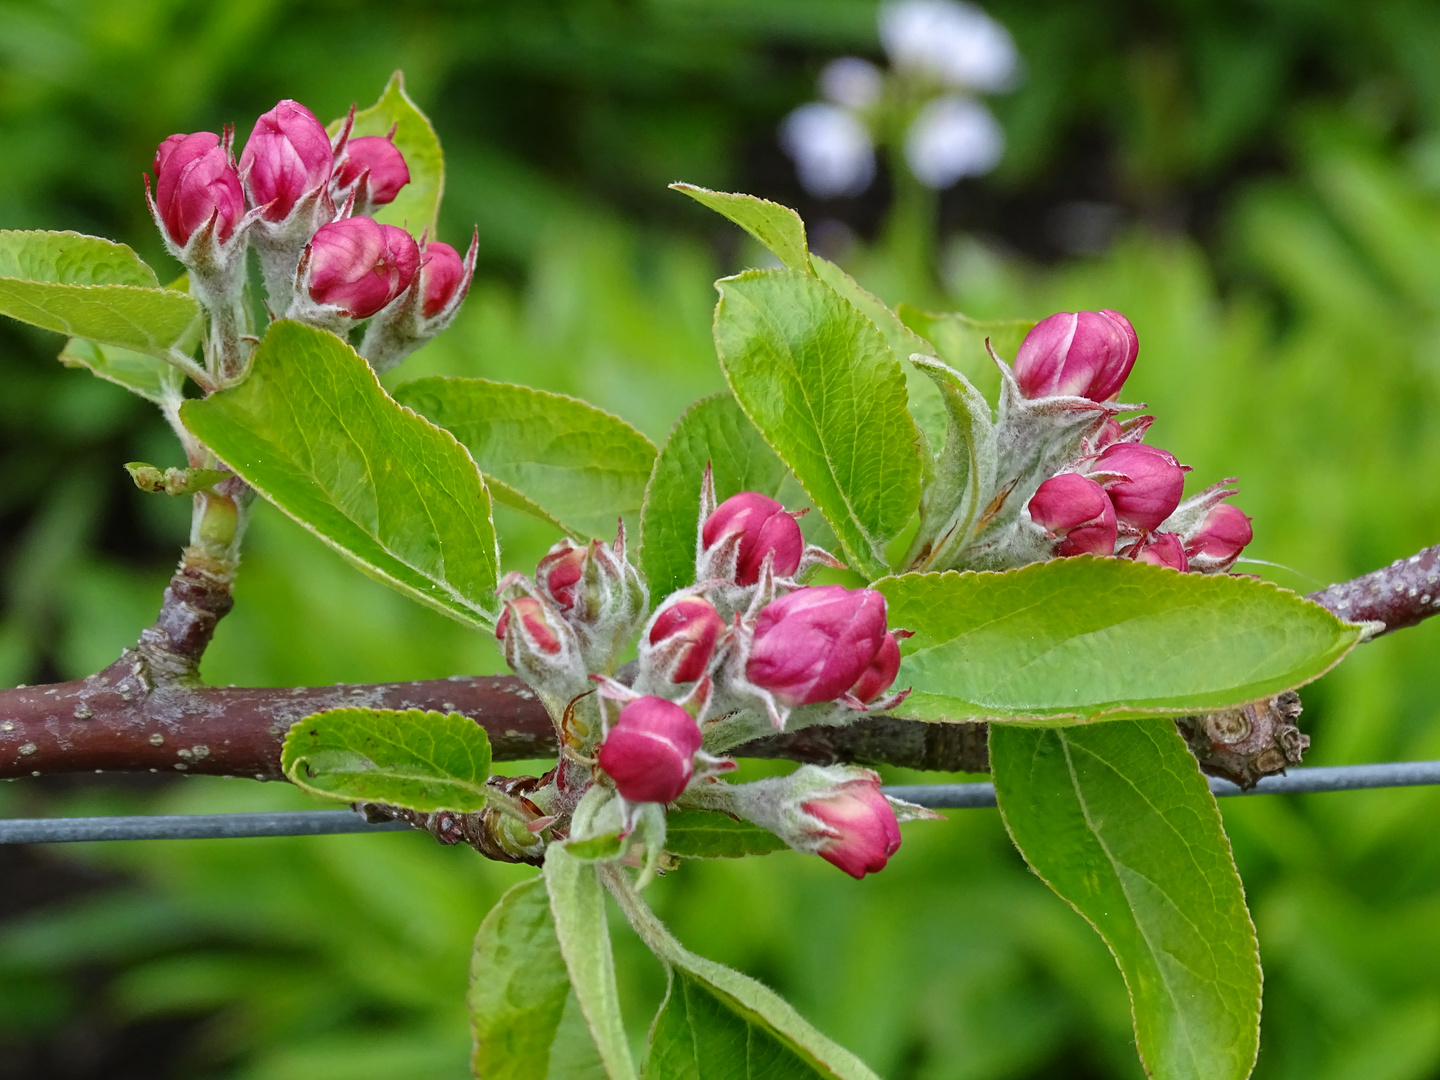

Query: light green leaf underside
left=280, top=707, right=492, bottom=812
left=714, top=269, right=921, bottom=578
left=331, top=71, right=444, bottom=236
left=0, top=229, right=160, bottom=287
left=545, top=846, right=638, bottom=1080
left=898, top=305, right=1033, bottom=405
left=470, top=876, right=606, bottom=1080
left=181, top=320, right=500, bottom=627
left=59, top=338, right=186, bottom=407
left=991, top=720, right=1261, bottom=1080
left=877, top=557, right=1362, bottom=722
left=671, top=183, right=811, bottom=272
left=394, top=376, right=656, bottom=541
left=664, top=810, right=787, bottom=859
left=639, top=393, right=790, bottom=600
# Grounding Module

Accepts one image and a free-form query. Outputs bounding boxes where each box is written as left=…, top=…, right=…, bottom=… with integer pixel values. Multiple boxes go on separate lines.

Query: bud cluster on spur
left=146, top=97, right=477, bottom=381
left=904, top=307, right=1254, bottom=574
left=487, top=471, right=935, bottom=881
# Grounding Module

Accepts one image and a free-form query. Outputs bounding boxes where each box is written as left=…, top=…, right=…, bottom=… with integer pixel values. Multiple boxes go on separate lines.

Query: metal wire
left=3, top=760, right=1439, bottom=843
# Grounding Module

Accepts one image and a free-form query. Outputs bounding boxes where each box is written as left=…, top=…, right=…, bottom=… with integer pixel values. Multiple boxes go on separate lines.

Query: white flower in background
left=780, top=103, right=876, bottom=198
left=780, top=0, right=1017, bottom=196
left=878, top=0, right=1018, bottom=92
left=904, top=95, right=1004, bottom=187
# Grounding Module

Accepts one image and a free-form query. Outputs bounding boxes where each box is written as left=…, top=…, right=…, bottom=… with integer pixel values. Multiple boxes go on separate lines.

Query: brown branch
left=3, top=543, right=1437, bottom=783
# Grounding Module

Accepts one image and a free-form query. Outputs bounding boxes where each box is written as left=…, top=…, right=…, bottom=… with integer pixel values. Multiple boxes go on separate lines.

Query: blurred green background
left=4, top=0, right=1440, bottom=1077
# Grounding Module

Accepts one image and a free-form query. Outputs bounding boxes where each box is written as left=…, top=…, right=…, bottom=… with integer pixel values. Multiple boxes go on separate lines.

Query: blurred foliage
left=4, top=0, right=1440, bottom=1078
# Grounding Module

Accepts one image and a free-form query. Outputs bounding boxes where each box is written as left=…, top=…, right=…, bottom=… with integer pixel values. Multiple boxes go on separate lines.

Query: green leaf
left=877, top=557, right=1362, bottom=723
left=639, top=393, right=790, bottom=599
left=714, top=269, right=921, bottom=578
left=182, top=320, right=501, bottom=628
left=59, top=338, right=186, bottom=407
left=991, top=720, right=1262, bottom=1080
left=332, top=71, right=444, bottom=236
left=0, top=230, right=199, bottom=357
left=664, top=810, right=786, bottom=859
left=470, top=876, right=606, bottom=1080
left=671, top=184, right=810, bottom=272
left=281, top=707, right=491, bottom=811
left=898, top=306, right=1033, bottom=404
left=393, top=377, right=656, bottom=541
left=545, top=846, right=638, bottom=1080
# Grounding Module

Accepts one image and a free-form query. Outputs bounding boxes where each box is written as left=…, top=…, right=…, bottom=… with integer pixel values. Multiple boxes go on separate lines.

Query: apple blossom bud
left=495, top=596, right=562, bottom=654
left=239, top=99, right=333, bottom=223
left=335, top=135, right=410, bottom=207
left=648, top=597, right=725, bottom=684
left=421, top=242, right=465, bottom=318
left=746, top=585, right=889, bottom=707
left=306, top=216, right=420, bottom=318
left=597, top=696, right=703, bottom=804
left=801, top=773, right=901, bottom=879
left=702, top=492, right=804, bottom=585
left=152, top=132, right=244, bottom=246
left=848, top=630, right=901, bottom=704
left=1094, top=443, right=1187, bottom=532
left=1013, top=309, right=1139, bottom=402
left=1027, top=473, right=1117, bottom=557
left=1134, top=531, right=1189, bottom=572
left=1185, top=504, right=1252, bottom=565
left=536, top=542, right=586, bottom=613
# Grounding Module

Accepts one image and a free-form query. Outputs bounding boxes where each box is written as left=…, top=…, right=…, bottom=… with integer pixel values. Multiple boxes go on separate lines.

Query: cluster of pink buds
left=147, top=97, right=476, bottom=376
left=1015, top=310, right=1253, bottom=574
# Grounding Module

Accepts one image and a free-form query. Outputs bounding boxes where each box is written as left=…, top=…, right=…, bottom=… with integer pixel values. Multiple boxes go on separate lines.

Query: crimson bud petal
left=1094, top=442, right=1187, bottom=532
left=702, top=492, right=804, bottom=585
left=239, top=99, right=333, bottom=223
left=536, top=542, right=586, bottom=612
left=495, top=596, right=562, bottom=654
left=1027, top=473, right=1118, bottom=557
left=747, top=585, right=889, bottom=707
left=802, top=775, right=902, bottom=878
left=849, top=631, right=901, bottom=704
left=597, top=696, right=702, bottom=804
left=1013, top=309, right=1139, bottom=402
left=152, top=132, right=244, bottom=246
left=420, top=242, right=466, bottom=318
left=648, top=597, right=725, bottom=683
left=1134, top=531, right=1189, bottom=572
left=1185, top=504, right=1253, bottom=563
left=335, top=135, right=410, bottom=207
left=306, top=217, right=420, bottom=318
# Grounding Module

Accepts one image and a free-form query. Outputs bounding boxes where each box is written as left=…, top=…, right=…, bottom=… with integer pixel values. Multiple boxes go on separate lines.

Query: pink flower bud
left=747, top=585, right=889, bottom=707
left=802, top=775, right=901, bottom=878
left=1013, top=309, right=1139, bottom=402
left=702, top=492, right=804, bottom=585
left=306, top=217, right=420, bottom=318
left=648, top=597, right=725, bottom=683
left=1134, top=531, right=1189, bottom=572
left=335, top=135, right=410, bottom=207
left=239, top=99, right=334, bottom=223
left=1185, top=504, right=1253, bottom=564
left=152, top=132, right=244, bottom=245
left=849, top=631, right=901, bottom=704
left=1027, top=473, right=1117, bottom=557
left=420, top=242, right=465, bottom=318
left=1094, top=443, right=1187, bottom=532
left=536, top=542, right=587, bottom=612
left=597, top=696, right=702, bottom=804
left=495, top=596, right=562, bottom=654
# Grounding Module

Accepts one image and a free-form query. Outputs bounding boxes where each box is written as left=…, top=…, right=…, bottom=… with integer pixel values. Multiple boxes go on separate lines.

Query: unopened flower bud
left=152, top=132, right=244, bottom=246
left=802, top=773, right=902, bottom=879
left=746, top=585, right=889, bottom=707
left=1134, top=531, right=1189, bottom=572
left=702, top=492, right=804, bottom=585
left=1027, top=473, right=1117, bottom=557
left=597, top=696, right=702, bottom=804
left=305, top=216, right=420, bottom=319
left=1184, top=504, right=1252, bottom=567
left=646, top=597, right=725, bottom=684
left=1013, top=309, right=1139, bottom=402
left=495, top=596, right=562, bottom=654
left=848, top=630, right=901, bottom=704
left=239, top=99, right=333, bottom=223
left=1094, top=443, right=1187, bottom=532
left=421, top=242, right=465, bottom=318
left=536, top=541, right=586, bottom=613
left=335, top=135, right=410, bottom=207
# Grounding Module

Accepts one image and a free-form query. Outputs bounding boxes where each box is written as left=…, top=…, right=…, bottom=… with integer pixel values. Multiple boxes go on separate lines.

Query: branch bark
left=3, top=543, right=1436, bottom=782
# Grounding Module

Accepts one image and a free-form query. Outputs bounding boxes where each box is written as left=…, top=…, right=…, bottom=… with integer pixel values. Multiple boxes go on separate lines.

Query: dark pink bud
left=1027, top=473, right=1117, bottom=557
left=1134, top=532, right=1189, bottom=572
left=306, top=217, right=420, bottom=318
left=536, top=543, right=586, bottom=612
left=702, top=492, right=804, bottom=585
left=421, top=242, right=465, bottom=318
left=336, top=135, right=410, bottom=207
left=849, top=631, right=901, bottom=704
left=152, top=132, right=244, bottom=245
left=1013, top=309, right=1139, bottom=402
left=802, top=776, right=901, bottom=879
left=495, top=596, right=562, bottom=654
left=649, top=597, right=725, bottom=683
left=597, top=696, right=702, bottom=804
left=1185, top=504, right=1253, bottom=563
left=1094, top=443, right=1187, bottom=532
left=747, top=586, right=888, bottom=708
left=239, top=99, right=333, bottom=222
